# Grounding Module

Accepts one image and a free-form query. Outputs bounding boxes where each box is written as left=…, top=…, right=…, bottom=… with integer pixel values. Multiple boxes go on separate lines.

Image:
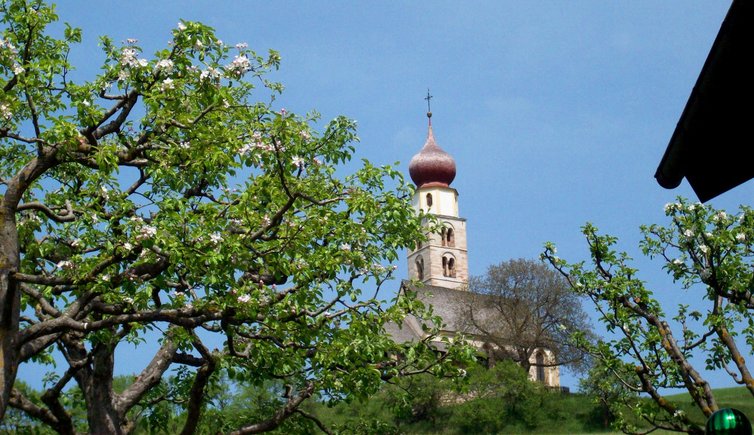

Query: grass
left=305, top=386, right=753, bottom=434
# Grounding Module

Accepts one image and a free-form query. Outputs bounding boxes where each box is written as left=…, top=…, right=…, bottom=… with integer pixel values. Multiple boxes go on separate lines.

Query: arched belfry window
left=442, top=254, right=456, bottom=278
left=441, top=228, right=447, bottom=247
left=446, top=228, right=455, bottom=247
left=536, top=352, right=546, bottom=382
left=426, top=193, right=433, bottom=210
left=415, top=256, right=424, bottom=280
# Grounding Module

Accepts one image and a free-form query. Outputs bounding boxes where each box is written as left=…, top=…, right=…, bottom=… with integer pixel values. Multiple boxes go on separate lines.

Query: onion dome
left=409, top=119, right=456, bottom=188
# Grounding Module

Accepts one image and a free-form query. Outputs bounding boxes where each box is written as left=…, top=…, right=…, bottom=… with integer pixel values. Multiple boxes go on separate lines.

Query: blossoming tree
left=542, top=199, right=754, bottom=433
left=0, top=1, right=469, bottom=432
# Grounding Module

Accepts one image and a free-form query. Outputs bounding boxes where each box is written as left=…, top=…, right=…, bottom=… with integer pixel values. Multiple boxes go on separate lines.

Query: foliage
left=542, top=198, right=754, bottom=434
left=310, top=361, right=607, bottom=434
left=0, top=0, right=470, bottom=431
left=461, top=258, right=594, bottom=374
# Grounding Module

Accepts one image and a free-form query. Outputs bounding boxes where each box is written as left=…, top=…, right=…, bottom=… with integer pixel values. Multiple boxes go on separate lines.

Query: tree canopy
left=543, top=199, right=754, bottom=434
left=460, top=258, right=593, bottom=375
left=0, top=1, right=469, bottom=432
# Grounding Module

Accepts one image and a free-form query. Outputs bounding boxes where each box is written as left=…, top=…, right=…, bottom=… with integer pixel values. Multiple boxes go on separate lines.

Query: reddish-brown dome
left=409, top=125, right=456, bottom=188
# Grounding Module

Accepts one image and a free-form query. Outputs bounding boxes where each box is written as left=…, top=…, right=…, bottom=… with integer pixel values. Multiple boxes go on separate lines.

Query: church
left=385, top=109, right=560, bottom=388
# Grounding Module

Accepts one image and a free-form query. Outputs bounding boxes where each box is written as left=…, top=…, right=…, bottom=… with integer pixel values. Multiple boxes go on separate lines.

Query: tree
left=0, top=1, right=469, bottom=431
left=459, top=259, right=593, bottom=376
left=542, top=198, right=754, bottom=434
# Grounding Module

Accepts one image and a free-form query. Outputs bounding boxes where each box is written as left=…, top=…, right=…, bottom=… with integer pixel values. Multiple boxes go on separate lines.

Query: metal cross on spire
left=424, top=89, right=433, bottom=123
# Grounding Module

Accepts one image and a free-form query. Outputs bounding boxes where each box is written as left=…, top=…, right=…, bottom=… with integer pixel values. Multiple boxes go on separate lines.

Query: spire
left=408, top=93, right=456, bottom=188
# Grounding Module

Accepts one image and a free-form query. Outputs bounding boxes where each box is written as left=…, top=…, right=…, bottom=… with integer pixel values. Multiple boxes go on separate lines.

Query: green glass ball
left=706, top=408, right=752, bottom=434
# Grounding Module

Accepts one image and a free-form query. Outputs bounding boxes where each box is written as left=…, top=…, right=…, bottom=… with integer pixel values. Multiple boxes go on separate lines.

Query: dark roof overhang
left=655, top=0, right=754, bottom=202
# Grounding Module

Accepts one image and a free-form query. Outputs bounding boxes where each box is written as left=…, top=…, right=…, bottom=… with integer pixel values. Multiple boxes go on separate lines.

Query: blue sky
left=21, top=1, right=745, bottom=391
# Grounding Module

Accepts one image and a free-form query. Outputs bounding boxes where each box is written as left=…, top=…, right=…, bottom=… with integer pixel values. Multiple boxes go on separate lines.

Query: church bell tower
left=406, top=106, right=468, bottom=290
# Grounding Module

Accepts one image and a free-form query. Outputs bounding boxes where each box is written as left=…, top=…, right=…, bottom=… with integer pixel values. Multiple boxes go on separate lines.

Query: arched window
left=426, top=193, right=433, bottom=209
left=446, top=228, right=455, bottom=247
left=441, top=228, right=447, bottom=247
left=415, top=257, right=424, bottom=280
left=536, top=352, right=546, bottom=382
left=442, top=254, right=456, bottom=278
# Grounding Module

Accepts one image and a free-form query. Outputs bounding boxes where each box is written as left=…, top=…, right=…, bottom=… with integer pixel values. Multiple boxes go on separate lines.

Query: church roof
left=408, top=120, right=457, bottom=189
left=385, top=281, right=500, bottom=345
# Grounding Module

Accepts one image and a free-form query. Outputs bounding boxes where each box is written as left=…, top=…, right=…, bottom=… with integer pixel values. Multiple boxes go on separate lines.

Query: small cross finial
left=424, top=89, right=433, bottom=123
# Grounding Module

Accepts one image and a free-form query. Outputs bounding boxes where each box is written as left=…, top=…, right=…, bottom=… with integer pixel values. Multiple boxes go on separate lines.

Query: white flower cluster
left=120, top=47, right=148, bottom=68
left=56, top=260, right=73, bottom=269
left=226, top=54, right=251, bottom=77
left=736, top=233, right=746, bottom=242
left=291, top=156, right=304, bottom=168
left=712, top=211, right=727, bottom=223
left=160, top=78, right=174, bottom=91
left=209, top=232, right=222, bottom=244
left=154, top=59, right=174, bottom=73
left=237, top=294, right=251, bottom=303
left=0, top=103, right=11, bottom=121
left=239, top=132, right=269, bottom=155
left=1, top=38, right=24, bottom=75
left=199, top=67, right=221, bottom=81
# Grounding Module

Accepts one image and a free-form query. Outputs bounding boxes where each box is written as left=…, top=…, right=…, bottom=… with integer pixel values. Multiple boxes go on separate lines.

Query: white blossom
left=160, top=78, right=174, bottom=91
left=0, top=103, right=11, bottom=120
left=194, top=39, right=204, bottom=50
left=664, top=203, right=675, bottom=213
left=117, top=70, right=130, bottom=82
left=0, top=38, right=17, bottom=52
left=262, top=215, right=271, bottom=226
left=235, top=42, right=248, bottom=49
left=137, top=225, right=157, bottom=240
left=672, top=258, right=684, bottom=266
left=340, top=243, right=351, bottom=251
left=291, top=156, right=304, bottom=168
left=683, top=229, right=694, bottom=238
left=177, top=22, right=187, bottom=31
left=56, top=260, right=73, bottom=269
left=699, top=244, right=709, bottom=254
left=102, top=274, right=111, bottom=282
left=227, top=54, right=251, bottom=76
left=199, top=67, right=221, bottom=81
left=210, top=232, right=222, bottom=244
left=120, top=47, right=138, bottom=66
left=137, top=58, right=148, bottom=68
left=237, top=294, right=251, bottom=303
left=126, top=38, right=138, bottom=44
left=123, top=242, right=133, bottom=251
left=12, top=64, right=24, bottom=75
left=154, top=59, right=174, bottom=72
left=736, top=233, right=746, bottom=242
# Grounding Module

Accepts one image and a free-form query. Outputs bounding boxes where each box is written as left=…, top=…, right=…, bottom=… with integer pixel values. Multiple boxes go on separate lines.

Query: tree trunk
left=0, top=208, right=21, bottom=420
left=86, top=344, right=125, bottom=434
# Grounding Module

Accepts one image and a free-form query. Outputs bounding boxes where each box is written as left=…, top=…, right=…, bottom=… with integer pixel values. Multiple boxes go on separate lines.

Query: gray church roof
left=385, top=280, right=497, bottom=345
